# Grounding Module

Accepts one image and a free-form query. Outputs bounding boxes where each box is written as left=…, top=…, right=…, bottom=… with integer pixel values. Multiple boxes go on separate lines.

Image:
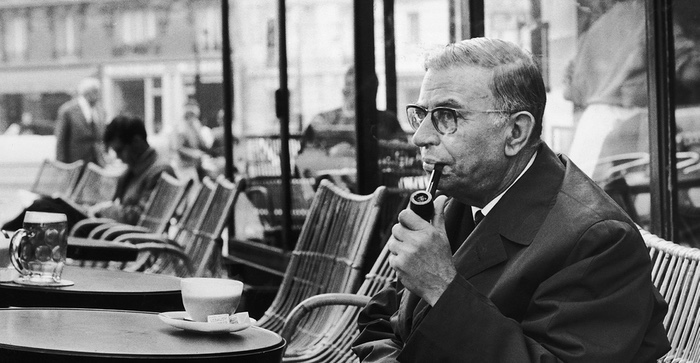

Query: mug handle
left=9, top=229, right=31, bottom=276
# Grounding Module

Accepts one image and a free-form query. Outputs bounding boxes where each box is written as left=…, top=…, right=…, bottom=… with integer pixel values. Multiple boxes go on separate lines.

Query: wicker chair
left=279, top=222, right=395, bottom=362
left=242, top=176, right=316, bottom=249
left=68, top=162, right=122, bottom=206
left=640, top=227, right=700, bottom=362
left=69, top=173, right=192, bottom=239
left=29, top=159, right=84, bottom=198
left=114, top=176, right=237, bottom=277
left=254, top=179, right=385, bottom=336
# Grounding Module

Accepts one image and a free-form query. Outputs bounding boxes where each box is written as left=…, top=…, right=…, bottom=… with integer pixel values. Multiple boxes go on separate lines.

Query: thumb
left=432, top=195, right=448, bottom=230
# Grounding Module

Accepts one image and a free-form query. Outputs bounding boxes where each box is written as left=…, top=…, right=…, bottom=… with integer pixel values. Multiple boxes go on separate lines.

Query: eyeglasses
left=405, top=104, right=509, bottom=135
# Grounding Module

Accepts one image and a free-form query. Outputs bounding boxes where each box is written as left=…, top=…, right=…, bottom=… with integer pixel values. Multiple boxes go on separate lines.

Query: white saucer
left=158, top=311, right=253, bottom=334
left=13, top=277, right=74, bottom=287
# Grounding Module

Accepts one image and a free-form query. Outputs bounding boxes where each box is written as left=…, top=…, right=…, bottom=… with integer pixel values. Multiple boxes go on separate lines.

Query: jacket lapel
left=452, top=144, right=564, bottom=279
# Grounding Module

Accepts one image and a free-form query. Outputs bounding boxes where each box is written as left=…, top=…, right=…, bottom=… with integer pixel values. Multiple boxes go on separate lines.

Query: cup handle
left=9, top=229, right=30, bottom=276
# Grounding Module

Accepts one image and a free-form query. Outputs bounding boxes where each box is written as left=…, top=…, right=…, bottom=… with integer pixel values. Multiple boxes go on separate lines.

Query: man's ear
left=504, top=111, right=535, bottom=156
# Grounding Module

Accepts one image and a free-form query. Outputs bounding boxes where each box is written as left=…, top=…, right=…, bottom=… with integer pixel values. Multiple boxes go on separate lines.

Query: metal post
left=221, top=0, right=234, bottom=182
left=276, top=0, right=293, bottom=249
left=646, top=0, right=677, bottom=240
left=354, top=0, right=379, bottom=195
left=221, top=0, right=236, bottom=240
left=383, top=0, right=397, bottom=115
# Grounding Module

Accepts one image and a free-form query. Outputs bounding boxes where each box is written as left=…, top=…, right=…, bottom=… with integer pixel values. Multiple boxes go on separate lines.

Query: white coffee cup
left=180, top=277, right=244, bottom=322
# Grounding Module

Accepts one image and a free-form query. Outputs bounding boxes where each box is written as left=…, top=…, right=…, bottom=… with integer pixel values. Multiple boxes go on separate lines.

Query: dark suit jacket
left=55, top=98, right=105, bottom=165
left=353, top=143, right=670, bottom=362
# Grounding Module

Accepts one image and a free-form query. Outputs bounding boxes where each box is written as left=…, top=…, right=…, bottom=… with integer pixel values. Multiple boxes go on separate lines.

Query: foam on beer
left=24, top=211, right=67, bottom=224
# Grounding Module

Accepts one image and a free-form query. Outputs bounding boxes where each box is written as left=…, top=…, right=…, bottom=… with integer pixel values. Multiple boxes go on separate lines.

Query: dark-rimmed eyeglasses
left=405, top=104, right=509, bottom=135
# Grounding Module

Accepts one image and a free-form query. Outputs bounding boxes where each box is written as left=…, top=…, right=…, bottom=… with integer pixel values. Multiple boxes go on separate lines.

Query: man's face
left=411, top=65, right=510, bottom=206
left=84, top=88, right=100, bottom=106
left=108, top=139, right=138, bottom=166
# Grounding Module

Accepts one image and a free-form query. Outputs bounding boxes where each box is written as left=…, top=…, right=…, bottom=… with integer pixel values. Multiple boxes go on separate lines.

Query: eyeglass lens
left=406, top=106, right=457, bottom=134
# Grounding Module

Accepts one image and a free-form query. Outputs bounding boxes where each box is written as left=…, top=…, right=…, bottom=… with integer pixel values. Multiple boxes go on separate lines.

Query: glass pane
left=672, top=0, right=700, bottom=247
left=485, top=0, right=653, bottom=232
left=288, top=0, right=356, bottom=187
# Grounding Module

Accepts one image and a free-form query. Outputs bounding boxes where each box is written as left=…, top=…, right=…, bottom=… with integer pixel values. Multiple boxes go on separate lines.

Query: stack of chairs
left=112, top=176, right=238, bottom=277
left=69, top=173, right=192, bottom=239
left=67, top=173, right=192, bottom=269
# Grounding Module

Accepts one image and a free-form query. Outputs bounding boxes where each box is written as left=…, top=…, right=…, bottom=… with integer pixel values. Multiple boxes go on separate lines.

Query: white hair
left=78, top=77, right=100, bottom=95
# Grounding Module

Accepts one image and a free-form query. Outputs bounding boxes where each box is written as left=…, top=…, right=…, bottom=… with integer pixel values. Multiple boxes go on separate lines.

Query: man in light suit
left=351, top=38, right=670, bottom=362
left=55, top=77, right=106, bottom=166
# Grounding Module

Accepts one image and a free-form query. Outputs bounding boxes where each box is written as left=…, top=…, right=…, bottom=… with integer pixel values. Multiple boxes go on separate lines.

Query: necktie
left=474, top=210, right=485, bottom=226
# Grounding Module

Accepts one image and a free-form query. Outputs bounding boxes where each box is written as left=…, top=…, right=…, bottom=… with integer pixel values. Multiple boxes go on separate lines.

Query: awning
left=0, top=66, right=99, bottom=94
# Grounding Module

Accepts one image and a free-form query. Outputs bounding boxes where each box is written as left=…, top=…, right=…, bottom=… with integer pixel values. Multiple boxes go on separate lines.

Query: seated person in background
left=2, top=115, right=175, bottom=231
left=352, top=37, right=669, bottom=362
left=299, top=66, right=407, bottom=159
left=297, top=66, right=407, bottom=189
left=90, top=115, right=176, bottom=224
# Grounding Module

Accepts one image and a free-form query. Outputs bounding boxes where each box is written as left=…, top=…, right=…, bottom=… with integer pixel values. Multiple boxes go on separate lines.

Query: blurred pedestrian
left=55, top=77, right=106, bottom=166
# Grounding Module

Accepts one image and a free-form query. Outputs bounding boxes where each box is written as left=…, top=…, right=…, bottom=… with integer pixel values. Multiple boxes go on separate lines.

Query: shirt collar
left=77, top=96, right=92, bottom=123
left=472, top=151, right=537, bottom=219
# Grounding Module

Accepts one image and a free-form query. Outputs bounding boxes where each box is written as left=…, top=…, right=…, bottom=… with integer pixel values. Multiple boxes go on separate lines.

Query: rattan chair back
left=136, top=173, right=192, bottom=233
left=69, top=162, right=121, bottom=205
left=641, top=227, right=700, bottom=363
left=30, top=159, right=84, bottom=198
left=255, top=179, right=386, bottom=334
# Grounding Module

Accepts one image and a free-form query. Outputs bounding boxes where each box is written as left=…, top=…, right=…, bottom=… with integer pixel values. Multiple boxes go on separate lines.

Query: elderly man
left=351, top=38, right=669, bottom=362
left=55, top=77, right=106, bottom=166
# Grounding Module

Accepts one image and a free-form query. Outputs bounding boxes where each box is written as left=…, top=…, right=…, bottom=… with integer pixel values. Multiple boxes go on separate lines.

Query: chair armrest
left=133, top=242, right=194, bottom=276
left=86, top=222, right=124, bottom=239
left=111, top=232, right=174, bottom=245
left=99, top=225, right=153, bottom=240
left=280, top=293, right=371, bottom=342
left=70, top=218, right=117, bottom=237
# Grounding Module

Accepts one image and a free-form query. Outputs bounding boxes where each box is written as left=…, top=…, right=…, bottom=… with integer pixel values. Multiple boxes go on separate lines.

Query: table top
left=68, top=236, right=138, bottom=262
left=0, top=265, right=183, bottom=312
left=0, top=308, right=285, bottom=362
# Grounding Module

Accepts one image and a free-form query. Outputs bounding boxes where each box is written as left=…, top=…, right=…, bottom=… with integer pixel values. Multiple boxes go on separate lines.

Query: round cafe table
left=0, top=265, right=183, bottom=312
left=0, top=308, right=285, bottom=362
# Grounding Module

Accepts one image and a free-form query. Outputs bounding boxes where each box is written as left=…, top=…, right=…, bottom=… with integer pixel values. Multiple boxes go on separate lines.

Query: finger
left=397, top=208, right=430, bottom=230
left=386, top=236, right=400, bottom=256
left=432, top=195, right=449, bottom=229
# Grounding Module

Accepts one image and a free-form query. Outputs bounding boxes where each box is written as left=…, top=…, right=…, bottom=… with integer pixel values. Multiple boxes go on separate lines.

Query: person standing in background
left=55, top=77, right=106, bottom=166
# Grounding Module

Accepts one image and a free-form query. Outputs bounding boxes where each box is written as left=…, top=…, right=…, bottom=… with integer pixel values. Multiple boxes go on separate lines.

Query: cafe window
left=2, top=11, right=29, bottom=62
left=52, top=9, right=79, bottom=59
left=118, top=9, right=157, bottom=49
left=194, top=4, right=222, bottom=53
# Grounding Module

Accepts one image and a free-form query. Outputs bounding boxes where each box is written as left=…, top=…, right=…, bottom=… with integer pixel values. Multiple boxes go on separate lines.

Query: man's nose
left=411, top=115, right=440, bottom=147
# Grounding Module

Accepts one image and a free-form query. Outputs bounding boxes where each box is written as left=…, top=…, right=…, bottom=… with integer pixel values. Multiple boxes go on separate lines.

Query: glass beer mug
left=9, top=211, right=73, bottom=286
